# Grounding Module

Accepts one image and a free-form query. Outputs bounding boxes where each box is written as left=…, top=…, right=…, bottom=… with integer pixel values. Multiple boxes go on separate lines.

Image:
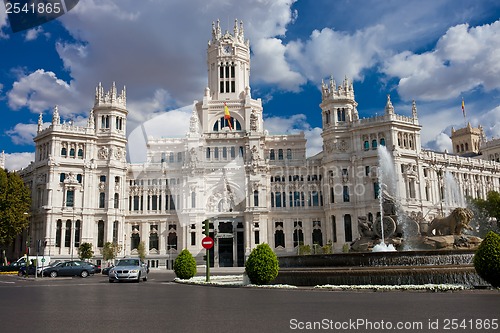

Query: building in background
left=12, top=20, right=500, bottom=268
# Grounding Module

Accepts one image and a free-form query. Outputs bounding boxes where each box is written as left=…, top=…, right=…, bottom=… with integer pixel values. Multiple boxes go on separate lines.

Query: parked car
left=43, top=260, right=95, bottom=278
left=102, top=265, right=114, bottom=275
left=86, top=262, right=101, bottom=274
left=108, top=258, right=148, bottom=283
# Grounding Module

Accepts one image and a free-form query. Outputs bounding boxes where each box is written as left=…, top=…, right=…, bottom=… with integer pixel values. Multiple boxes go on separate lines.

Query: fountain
left=272, top=146, right=487, bottom=287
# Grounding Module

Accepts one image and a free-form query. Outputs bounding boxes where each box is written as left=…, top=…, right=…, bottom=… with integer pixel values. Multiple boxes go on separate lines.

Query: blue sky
left=1, top=0, right=500, bottom=169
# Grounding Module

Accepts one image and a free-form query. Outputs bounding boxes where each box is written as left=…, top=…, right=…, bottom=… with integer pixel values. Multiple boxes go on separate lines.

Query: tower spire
left=52, top=105, right=60, bottom=125
left=37, top=113, right=43, bottom=133
left=385, top=95, right=394, bottom=115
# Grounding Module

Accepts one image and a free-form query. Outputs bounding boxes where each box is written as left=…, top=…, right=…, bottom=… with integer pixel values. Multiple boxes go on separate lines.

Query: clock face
left=223, top=45, right=232, bottom=54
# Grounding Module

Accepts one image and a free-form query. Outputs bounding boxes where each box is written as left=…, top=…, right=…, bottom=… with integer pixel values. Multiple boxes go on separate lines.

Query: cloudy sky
left=1, top=0, right=500, bottom=170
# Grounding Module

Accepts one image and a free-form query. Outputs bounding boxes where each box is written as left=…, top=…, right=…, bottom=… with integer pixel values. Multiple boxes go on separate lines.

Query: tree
left=173, top=249, right=196, bottom=279
left=471, top=191, right=500, bottom=237
left=78, top=242, right=94, bottom=260
left=245, top=243, right=279, bottom=285
left=473, top=231, right=500, bottom=288
left=101, top=242, right=122, bottom=262
left=0, top=169, right=31, bottom=246
left=137, top=241, right=146, bottom=261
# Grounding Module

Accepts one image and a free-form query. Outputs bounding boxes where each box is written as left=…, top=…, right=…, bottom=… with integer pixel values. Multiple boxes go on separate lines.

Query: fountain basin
left=274, top=250, right=489, bottom=287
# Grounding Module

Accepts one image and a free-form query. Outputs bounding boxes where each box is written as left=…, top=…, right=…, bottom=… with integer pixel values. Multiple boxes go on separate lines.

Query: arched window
left=465, top=142, right=469, bottom=151
left=61, top=147, right=67, bottom=156
left=131, top=225, right=140, bottom=250
left=114, top=193, right=119, bottom=209
left=272, top=229, right=284, bottom=248
left=287, top=149, right=292, bottom=159
left=212, top=117, right=242, bottom=131
left=364, top=141, right=369, bottom=150
left=168, top=231, right=177, bottom=250
left=149, top=225, right=159, bottom=251
left=74, top=220, right=81, bottom=248
left=372, top=140, right=377, bottom=149
left=278, top=149, right=283, bottom=160
left=69, top=148, right=75, bottom=157
left=253, top=190, right=259, bottom=207
left=56, top=220, right=62, bottom=247
left=380, top=138, right=385, bottom=146
left=293, top=229, right=304, bottom=247
left=77, top=148, right=84, bottom=158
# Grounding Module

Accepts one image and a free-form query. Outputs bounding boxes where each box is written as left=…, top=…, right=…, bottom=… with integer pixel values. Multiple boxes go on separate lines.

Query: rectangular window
left=65, top=221, right=71, bottom=247
left=191, top=232, right=196, bottom=246
left=66, top=190, right=74, bottom=207
left=99, top=193, right=105, bottom=208
left=231, top=81, right=235, bottom=93
left=343, top=186, right=350, bottom=202
left=113, top=221, right=118, bottom=243
left=133, top=196, right=140, bottom=211
left=74, top=220, right=80, bottom=248
left=152, top=195, right=158, bottom=210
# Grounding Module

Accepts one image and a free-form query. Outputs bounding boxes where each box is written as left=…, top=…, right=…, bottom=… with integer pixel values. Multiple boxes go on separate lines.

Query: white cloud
left=251, top=38, right=306, bottom=91
left=7, top=69, right=83, bottom=115
left=287, top=25, right=387, bottom=84
left=4, top=152, right=35, bottom=171
left=0, top=5, right=8, bottom=39
left=383, top=21, right=500, bottom=101
left=24, top=27, right=50, bottom=41
left=5, top=122, right=39, bottom=145
left=477, top=105, right=500, bottom=139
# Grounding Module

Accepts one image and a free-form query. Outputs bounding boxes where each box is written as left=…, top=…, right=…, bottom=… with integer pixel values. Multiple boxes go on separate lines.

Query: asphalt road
left=0, top=271, right=499, bottom=333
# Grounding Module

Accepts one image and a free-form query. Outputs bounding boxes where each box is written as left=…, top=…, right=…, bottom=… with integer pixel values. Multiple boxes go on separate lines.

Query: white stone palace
left=12, top=20, right=500, bottom=268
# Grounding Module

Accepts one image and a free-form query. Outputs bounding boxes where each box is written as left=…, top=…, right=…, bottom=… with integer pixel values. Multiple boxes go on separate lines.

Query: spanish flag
left=224, top=103, right=233, bottom=130
left=462, top=98, right=466, bottom=118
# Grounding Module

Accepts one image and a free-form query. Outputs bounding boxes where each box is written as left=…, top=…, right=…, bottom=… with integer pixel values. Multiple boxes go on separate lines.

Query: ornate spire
left=239, top=20, right=244, bottom=41
left=52, top=105, right=60, bottom=125
left=94, top=82, right=126, bottom=108
left=37, top=113, right=43, bottom=133
left=412, top=100, right=417, bottom=118
left=87, top=108, right=95, bottom=128
left=385, top=95, right=394, bottom=115
left=233, top=19, right=239, bottom=37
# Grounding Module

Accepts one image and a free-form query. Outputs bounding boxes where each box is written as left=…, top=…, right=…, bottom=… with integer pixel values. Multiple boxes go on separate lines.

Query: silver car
left=108, top=258, right=148, bottom=283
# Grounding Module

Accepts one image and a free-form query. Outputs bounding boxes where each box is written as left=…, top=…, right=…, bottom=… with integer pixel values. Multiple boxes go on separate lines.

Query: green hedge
left=473, top=231, right=500, bottom=288
left=174, top=249, right=197, bottom=279
left=245, top=243, right=279, bottom=285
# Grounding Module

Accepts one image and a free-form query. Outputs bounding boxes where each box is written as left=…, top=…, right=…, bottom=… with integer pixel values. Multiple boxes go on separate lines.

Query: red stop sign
left=202, top=236, right=214, bottom=249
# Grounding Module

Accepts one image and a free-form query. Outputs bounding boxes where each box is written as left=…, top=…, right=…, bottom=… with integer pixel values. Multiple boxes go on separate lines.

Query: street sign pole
left=204, top=219, right=210, bottom=282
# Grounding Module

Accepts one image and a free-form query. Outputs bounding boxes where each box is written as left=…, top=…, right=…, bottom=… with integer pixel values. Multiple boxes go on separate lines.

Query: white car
left=108, top=258, right=148, bottom=283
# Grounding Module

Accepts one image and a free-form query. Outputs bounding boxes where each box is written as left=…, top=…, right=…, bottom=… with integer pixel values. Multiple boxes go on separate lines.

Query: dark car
left=102, top=265, right=114, bottom=275
left=43, top=260, right=95, bottom=278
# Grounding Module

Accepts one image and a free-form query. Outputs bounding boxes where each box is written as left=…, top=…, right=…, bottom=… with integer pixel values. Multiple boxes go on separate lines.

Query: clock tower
left=196, top=19, right=263, bottom=134
left=206, top=19, right=250, bottom=101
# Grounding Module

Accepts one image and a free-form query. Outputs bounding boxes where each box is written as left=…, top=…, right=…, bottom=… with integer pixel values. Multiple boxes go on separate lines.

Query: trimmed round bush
left=473, top=231, right=500, bottom=288
left=174, top=249, right=197, bottom=279
left=245, top=243, right=279, bottom=285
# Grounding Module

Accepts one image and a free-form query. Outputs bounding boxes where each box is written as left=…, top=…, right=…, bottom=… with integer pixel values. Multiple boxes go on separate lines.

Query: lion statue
left=427, top=207, right=474, bottom=236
